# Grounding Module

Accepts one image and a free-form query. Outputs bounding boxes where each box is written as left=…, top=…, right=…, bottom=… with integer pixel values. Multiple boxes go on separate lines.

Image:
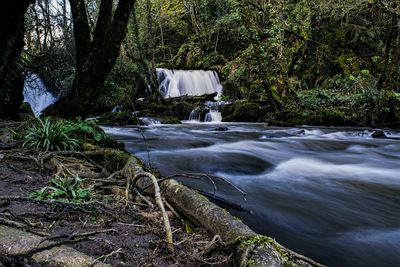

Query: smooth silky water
left=103, top=123, right=400, bottom=267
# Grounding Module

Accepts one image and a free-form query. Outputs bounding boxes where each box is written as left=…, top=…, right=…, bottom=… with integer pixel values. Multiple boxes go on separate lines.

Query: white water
left=188, top=109, right=200, bottom=121
left=156, top=68, right=223, bottom=99
left=23, top=73, right=57, bottom=117
left=204, top=110, right=222, bottom=122
left=104, top=124, right=400, bottom=267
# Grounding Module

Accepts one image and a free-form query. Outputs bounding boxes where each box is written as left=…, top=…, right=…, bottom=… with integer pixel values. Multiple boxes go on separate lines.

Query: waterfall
left=188, top=109, right=200, bottom=121
left=204, top=110, right=222, bottom=123
left=23, top=73, right=57, bottom=117
left=156, top=68, right=223, bottom=99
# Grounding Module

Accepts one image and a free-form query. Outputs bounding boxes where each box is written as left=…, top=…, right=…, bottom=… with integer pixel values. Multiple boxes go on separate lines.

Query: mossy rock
left=19, top=102, right=34, bottom=114
left=158, top=116, right=182, bottom=124
left=222, top=101, right=266, bottom=122
left=97, top=112, right=139, bottom=126
left=19, top=102, right=35, bottom=121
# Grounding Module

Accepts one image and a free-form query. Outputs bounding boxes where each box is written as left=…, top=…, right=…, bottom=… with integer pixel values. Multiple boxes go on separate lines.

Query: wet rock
left=296, top=129, right=306, bottom=135
left=221, top=101, right=266, bottom=122
left=371, top=130, right=386, bottom=138
left=158, top=116, right=181, bottom=124
left=19, top=102, right=35, bottom=121
left=212, top=127, right=229, bottom=131
left=19, top=102, right=34, bottom=114
left=97, top=111, right=139, bottom=126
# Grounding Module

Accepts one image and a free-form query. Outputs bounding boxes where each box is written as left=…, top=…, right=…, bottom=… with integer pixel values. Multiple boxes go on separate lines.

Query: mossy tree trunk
left=0, top=0, right=34, bottom=120
left=380, top=2, right=400, bottom=91
left=57, top=0, right=136, bottom=117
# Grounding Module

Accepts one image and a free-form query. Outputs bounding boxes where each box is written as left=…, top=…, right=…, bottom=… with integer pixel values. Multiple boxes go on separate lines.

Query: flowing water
left=156, top=68, right=223, bottom=98
left=23, top=73, right=57, bottom=117
left=103, top=123, right=400, bottom=267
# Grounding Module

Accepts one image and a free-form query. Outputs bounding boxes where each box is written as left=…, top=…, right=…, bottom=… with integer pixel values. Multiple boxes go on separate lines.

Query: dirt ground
left=0, top=148, right=232, bottom=267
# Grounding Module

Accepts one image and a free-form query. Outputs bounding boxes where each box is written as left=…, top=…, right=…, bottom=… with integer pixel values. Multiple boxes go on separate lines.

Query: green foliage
left=21, top=118, right=108, bottom=151
left=62, top=118, right=108, bottom=143
left=184, top=221, right=194, bottom=234
left=30, top=175, right=93, bottom=204
left=284, top=72, right=397, bottom=126
left=22, top=118, right=79, bottom=151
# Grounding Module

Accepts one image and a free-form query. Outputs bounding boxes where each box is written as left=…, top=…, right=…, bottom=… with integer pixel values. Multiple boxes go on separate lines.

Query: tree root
left=129, top=172, right=174, bottom=252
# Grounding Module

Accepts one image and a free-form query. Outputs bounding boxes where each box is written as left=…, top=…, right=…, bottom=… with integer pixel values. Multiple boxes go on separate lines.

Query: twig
left=133, top=188, right=154, bottom=209
left=148, top=173, right=247, bottom=200
left=163, top=199, right=181, bottom=221
left=90, top=248, right=123, bottom=266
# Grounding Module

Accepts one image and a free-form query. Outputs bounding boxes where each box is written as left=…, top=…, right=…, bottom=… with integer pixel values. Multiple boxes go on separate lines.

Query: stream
left=104, top=123, right=400, bottom=267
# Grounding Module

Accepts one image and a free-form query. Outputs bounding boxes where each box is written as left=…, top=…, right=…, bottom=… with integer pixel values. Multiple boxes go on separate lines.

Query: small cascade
left=188, top=109, right=200, bottom=122
left=156, top=68, right=223, bottom=99
left=204, top=110, right=222, bottom=123
left=140, top=117, right=161, bottom=126
left=23, top=73, right=57, bottom=117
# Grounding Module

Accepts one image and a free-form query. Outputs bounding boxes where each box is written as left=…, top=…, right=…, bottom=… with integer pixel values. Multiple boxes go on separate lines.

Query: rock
left=158, top=116, right=182, bottom=124
left=212, top=127, right=229, bottom=131
left=221, top=101, right=266, bottom=122
left=97, top=111, right=139, bottom=126
left=19, top=102, right=34, bottom=114
left=371, top=130, right=386, bottom=138
left=0, top=128, right=12, bottom=144
left=0, top=225, right=110, bottom=267
left=19, top=102, right=35, bottom=121
left=297, top=129, right=306, bottom=135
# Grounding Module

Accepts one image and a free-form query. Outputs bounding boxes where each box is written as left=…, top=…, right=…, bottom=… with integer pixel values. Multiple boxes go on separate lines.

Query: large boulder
left=222, top=101, right=266, bottom=122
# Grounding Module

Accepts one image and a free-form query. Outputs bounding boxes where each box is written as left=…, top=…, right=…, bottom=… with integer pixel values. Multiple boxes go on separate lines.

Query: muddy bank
left=0, top=148, right=231, bottom=266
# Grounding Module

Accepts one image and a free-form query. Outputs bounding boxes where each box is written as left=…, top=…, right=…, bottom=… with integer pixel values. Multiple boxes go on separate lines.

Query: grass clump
left=21, top=117, right=109, bottom=151
left=22, top=117, right=78, bottom=151
left=30, top=175, right=93, bottom=204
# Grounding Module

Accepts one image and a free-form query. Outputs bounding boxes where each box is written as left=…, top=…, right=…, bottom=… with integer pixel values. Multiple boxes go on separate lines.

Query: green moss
left=245, top=259, right=255, bottom=267
left=97, top=112, right=139, bottom=126
left=222, top=101, right=265, bottom=122
left=158, top=116, right=182, bottom=124
left=237, top=235, right=288, bottom=261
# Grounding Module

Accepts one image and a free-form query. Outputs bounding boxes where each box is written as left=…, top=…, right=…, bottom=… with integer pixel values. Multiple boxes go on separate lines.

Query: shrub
left=23, top=117, right=78, bottom=151
left=62, top=118, right=108, bottom=143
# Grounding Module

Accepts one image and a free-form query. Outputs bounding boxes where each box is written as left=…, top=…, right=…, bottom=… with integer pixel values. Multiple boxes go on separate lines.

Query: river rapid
left=103, top=123, right=400, bottom=267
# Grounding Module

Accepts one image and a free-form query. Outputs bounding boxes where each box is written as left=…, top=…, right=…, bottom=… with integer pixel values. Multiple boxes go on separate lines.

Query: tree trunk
left=0, top=0, right=34, bottom=120
left=55, top=0, right=135, bottom=117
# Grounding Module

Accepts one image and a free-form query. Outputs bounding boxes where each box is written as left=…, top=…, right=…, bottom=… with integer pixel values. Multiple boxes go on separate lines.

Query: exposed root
left=129, top=172, right=174, bottom=252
